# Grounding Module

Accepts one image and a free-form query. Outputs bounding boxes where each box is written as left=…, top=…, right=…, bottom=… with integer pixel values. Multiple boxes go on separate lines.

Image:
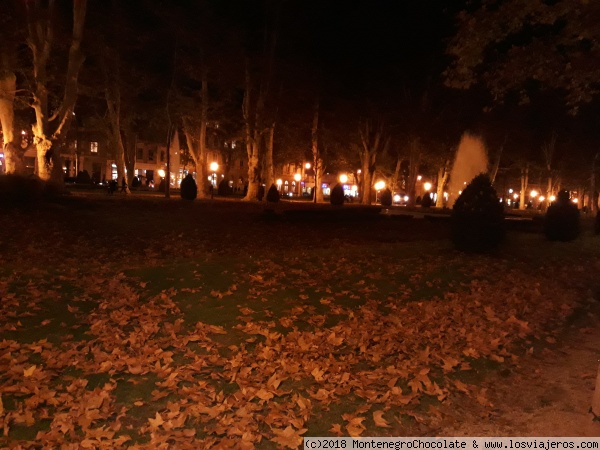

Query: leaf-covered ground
left=1, top=195, right=599, bottom=448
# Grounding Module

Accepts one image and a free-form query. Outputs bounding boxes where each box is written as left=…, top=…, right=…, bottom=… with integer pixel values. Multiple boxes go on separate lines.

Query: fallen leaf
left=271, top=425, right=306, bottom=449
left=373, top=410, right=391, bottom=428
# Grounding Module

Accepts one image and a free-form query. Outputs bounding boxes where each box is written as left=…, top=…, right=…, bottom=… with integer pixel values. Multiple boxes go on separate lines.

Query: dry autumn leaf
left=271, top=425, right=307, bottom=449
left=373, top=410, right=391, bottom=428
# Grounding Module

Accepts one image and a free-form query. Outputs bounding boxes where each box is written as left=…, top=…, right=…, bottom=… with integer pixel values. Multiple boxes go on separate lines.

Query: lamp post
left=210, top=162, right=218, bottom=199
left=294, top=173, right=301, bottom=197
left=374, top=180, right=385, bottom=203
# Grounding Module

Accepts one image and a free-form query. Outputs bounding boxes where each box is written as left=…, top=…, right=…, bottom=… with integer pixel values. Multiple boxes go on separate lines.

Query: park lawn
left=1, top=197, right=599, bottom=448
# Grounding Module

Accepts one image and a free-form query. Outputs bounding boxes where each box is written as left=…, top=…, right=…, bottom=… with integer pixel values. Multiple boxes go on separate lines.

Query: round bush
left=421, top=193, right=433, bottom=208
left=0, top=174, right=45, bottom=204
left=180, top=174, right=197, bottom=200
left=379, top=188, right=392, bottom=207
left=266, top=184, right=280, bottom=202
left=451, top=174, right=505, bottom=252
left=76, top=170, right=91, bottom=184
left=330, top=183, right=345, bottom=206
left=218, top=178, right=230, bottom=196
left=131, top=176, right=140, bottom=188
left=544, top=190, right=580, bottom=241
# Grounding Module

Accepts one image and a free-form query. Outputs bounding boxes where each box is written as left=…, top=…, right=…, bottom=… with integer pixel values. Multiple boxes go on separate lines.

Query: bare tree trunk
left=358, top=119, right=389, bottom=205
left=243, top=61, right=262, bottom=201
left=392, top=156, right=402, bottom=194
left=0, top=69, right=26, bottom=174
left=591, top=153, right=598, bottom=215
left=489, top=136, right=505, bottom=184
left=27, top=0, right=87, bottom=183
left=519, top=164, right=529, bottom=210
left=123, top=131, right=136, bottom=187
left=436, top=159, right=450, bottom=208
left=262, top=125, right=275, bottom=192
left=311, top=99, right=323, bottom=203
left=406, top=137, right=421, bottom=207
left=102, top=49, right=129, bottom=194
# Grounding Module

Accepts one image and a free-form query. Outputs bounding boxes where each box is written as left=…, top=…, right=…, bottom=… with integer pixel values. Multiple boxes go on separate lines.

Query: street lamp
left=305, top=162, right=311, bottom=170
left=294, top=173, right=301, bottom=196
left=210, top=162, right=218, bottom=199
left=423, top=182, right=432, bottom=191
left=374, top=181, right=385, bottom=202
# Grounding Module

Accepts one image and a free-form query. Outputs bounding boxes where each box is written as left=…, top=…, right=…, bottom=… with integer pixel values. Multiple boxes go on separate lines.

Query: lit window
left=90, top=142, right=98, bottom=153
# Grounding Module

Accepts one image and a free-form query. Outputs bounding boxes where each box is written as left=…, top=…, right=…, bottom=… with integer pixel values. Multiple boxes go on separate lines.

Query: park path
left=437, top=303, right=600, bottom=436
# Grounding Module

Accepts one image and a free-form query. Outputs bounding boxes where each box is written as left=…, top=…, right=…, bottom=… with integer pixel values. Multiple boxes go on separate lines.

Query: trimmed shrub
left=266, top=184, right=280, bottom=202
left=76, top=170, right=91, bottom=184
left=0, top=174, right=45, bottom=204
left=180, top=174, right=197, bottom=200
left=131, top=176, right=140, bottom=188
left=379, top=188, right=392, bottom=207
left=421, top=193, right=433, bottom=208
left=544, top=190, right=580, bottom=241
left=451, top=173, right=505, bottom=252
left=158, top=178, right=166, bottom=192
left=330, top=183, right=345, bottom=206
left=218, top=178, right=230, bottom=196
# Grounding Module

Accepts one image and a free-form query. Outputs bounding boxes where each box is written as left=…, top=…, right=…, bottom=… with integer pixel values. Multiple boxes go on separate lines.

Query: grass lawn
left=1, top=195, right=599, bottom=448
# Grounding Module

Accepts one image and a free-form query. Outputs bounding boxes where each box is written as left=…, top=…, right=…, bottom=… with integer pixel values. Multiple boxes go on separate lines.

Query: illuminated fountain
left=447, top=132, right=489, bottom=207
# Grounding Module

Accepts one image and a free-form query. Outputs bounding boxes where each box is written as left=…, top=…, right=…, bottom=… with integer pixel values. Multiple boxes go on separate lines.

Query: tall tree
left=26, top=0, right=87, bottom=183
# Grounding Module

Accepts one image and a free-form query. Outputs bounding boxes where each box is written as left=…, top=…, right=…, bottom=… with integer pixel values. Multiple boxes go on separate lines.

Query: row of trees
left=1, top=0, right=599, bottom=210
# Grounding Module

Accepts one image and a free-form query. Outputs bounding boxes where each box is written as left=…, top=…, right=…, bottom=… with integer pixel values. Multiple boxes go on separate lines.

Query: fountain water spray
left=447, top=132, right=489, bottom=207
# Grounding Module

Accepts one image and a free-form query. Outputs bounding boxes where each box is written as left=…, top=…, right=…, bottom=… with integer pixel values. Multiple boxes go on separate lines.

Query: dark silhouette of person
left=120, top=176, right=128, bottom=193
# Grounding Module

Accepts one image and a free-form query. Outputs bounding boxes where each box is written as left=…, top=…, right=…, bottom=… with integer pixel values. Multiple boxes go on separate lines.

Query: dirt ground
left=437, top=302, right=600, bottom=437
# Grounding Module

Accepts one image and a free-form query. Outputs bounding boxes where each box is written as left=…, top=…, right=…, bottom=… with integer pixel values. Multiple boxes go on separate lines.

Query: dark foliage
left=379, top=188, right=392, bottom=207
left=421, top=193, right=433, bottom=208
left=158, top=179, right=166, bottom=192
left=131, top=176, right=141, bottom=188
left=330, top=183, right=345, bottom=206
left=544, top=190, right=580, bottom=241
left=180, top=174, right=198, bottom=200
left=596, top=212, right=600, bottom=235
left=451, top=174, right=505, bottom=252
left=0, top=174, right=45, bottom=204
left=218, top=178, right=231, bottom=196
left=76, top=170, right=91, bottom=184
left=266, top=184, right=280, bottom=202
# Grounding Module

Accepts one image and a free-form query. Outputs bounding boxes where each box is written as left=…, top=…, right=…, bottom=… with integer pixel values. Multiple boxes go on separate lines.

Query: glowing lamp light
left=276, top=179, right=283, bottom=186
left=158, top=169, right=166, bottom=178
left=423, top=182, right=432, bottom=191
left=339, top=174, right=348, bottom=183
left=530, top=190, right=538, bottom=198
left=403, top=195, right=409, bottom=202
left=513, top=193, right=519, bottom=200
left=351, top=185, right=358, bottom=192
left=21, top=130, right=26, bottom=135
left=357, top=169, right=362, bottom=174
left=443, top=192, right=449, bottom=199
left=508, top=188, right=513, bottom=194
left=538, top=196, right=545, bottom=202
left=549, top=195, right=556, bottom=202
left=572, top=198, right=579, bottom=204
left=417, top=175, right=422, bottom=181
left=294, top=173, right=301, bottom=182
left=305, top=162, right=311, bottom=169
left=374, top=181, right=386, bottom=190
left=210, top=162, right=219, bottom=172
left=393, top=194, right=401, bottom=202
